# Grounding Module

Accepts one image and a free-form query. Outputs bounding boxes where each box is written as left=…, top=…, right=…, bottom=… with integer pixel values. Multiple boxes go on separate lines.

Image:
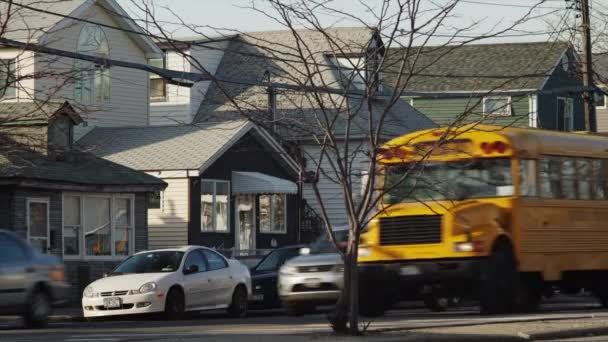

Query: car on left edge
left=82, top=246, right=251, bottom=320
left=0, top=229, right=70, bottom=328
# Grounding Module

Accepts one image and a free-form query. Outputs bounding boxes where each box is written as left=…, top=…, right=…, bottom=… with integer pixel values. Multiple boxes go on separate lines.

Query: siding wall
left=597, top=103, right=608, bottom=132
left=149, top=41, right=227, bottom=126
left=537, top=55, right=586, bottom=131
left=33, top=3, right=150, bottom=139
left=301, top=142, right=371, bottom=227
left=147, top=177, right=190, bottom=249
left=0, top=49, right=35, bottom=102
left=409, top=95, right=531, bottom=128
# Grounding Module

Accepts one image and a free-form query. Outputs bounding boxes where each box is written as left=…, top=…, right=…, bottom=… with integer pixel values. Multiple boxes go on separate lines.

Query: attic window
left=149, top=55, right=167, bottom=102
left=0, top=58, right=16, bottom=99
left=334, top=57, right=366, bottom=90
left=74, top=24, right=111, bottom=104
left=483, top=97, right=511, bottom=116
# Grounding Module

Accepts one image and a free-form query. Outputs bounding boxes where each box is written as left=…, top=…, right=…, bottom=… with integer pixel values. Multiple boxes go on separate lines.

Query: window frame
left=0, top=58, right=17, bottom=99
left=200, top=179, right=231, bottom=233
left=62, top=193, right=135, bottom=261
left=147, top=190, right=164, bottom=211
left=74, top=24, right=111, bottom=105
left=483, top=96, right=512, bottom=117
left=26, top=197, right=50, bottom=253
left=259, top=194, right=287, bottom=234
left=595, top=90, right=607, bottom=109
left=556, top=97, right=574, bottom=131
left=149, top=54, right=167, bottom=102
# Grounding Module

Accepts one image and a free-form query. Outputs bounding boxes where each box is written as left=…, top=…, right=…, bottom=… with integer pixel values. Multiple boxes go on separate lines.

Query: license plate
left=103, top=297, right=122, bottom=309
left=250, top=294, right=264, bottom=301
left=400, top=265, right=421, bottom=276
left=303, top=278, right=321, bottom=288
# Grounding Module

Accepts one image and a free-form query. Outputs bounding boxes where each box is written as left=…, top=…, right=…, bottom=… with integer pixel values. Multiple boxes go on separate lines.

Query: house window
left=0, top=58, right=16, bottom=99
left=201, top=180, right=230, bottom=232
left=74, top=24, right=110, bottom=104
left=149, top=56, right=167, bottom=102
left=259, top=194, right=286, bottom=234
left=557, top=97, right=574, bottom=131
left=63, top=194, right=134, bottom=258
left=595, top=91, right=606, bottom=109
left=334, top=57, right=366, bottom=90
left=483, top=97, right=511, bottom=116
left=147, top=191, right=163, bottom=210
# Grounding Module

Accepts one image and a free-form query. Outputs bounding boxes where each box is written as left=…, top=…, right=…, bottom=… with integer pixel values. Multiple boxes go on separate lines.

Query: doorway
left=235, top=195, right=255, bottom=255
left=27, top=198, right=49, bottom=253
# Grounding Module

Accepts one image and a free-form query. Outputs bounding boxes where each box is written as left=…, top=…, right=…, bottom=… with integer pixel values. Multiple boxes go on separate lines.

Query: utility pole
left=578, top=0, right=597, bottom=131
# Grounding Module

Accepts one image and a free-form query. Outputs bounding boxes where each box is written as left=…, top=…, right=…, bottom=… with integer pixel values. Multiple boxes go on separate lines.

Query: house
left=0, top=101, right=166, bottom=299
left=383, top=42, right=586, bottom=131
left=149, top=28, right=434, bottom=227
left=79, top=120, right=302, bottom=254
left=0, top=0, right=162, bottom=137
left=593, top=53, right=608, bottom=132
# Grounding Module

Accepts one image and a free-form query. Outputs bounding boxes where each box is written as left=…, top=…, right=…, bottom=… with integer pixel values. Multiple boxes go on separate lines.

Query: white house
left=0, top=0, right=162, bottom=137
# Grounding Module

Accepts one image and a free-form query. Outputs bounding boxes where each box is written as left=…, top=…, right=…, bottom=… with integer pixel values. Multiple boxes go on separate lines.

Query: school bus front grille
left=379, top=215, right=442, bottom=245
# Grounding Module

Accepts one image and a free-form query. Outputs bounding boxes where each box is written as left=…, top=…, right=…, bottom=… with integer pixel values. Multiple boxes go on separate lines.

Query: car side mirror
left=183, top=264, right=199, bottom=275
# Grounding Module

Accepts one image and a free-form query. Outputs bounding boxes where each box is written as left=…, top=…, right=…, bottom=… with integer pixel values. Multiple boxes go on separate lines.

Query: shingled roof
left=383, top=41, right=573, bottom=93
left=194, top=27, right=434, bottom=139
left=78, top=120, right=300, bottom=174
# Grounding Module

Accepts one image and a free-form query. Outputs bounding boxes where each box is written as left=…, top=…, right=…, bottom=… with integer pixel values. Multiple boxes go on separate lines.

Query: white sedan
left=82, top=246, right=251, bottom=320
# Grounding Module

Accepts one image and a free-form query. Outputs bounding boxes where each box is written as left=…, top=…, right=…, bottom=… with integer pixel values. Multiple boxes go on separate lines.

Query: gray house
left=79, top=120, right=302, bottom=254
left=0, top=102, right=166, bottom=299
left=384, top=41, right=586, bottom=131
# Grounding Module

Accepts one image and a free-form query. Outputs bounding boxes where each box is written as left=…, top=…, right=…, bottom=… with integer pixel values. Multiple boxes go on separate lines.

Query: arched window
left=74, top=24, right=110, bottom=104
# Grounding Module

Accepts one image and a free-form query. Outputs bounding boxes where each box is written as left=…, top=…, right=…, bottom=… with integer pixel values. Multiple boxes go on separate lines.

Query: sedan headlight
left=279, top=265, right=297, bottom=275
left=83, top=286, right=97, bottom=298
left=137, top=282, right=158, bottom=294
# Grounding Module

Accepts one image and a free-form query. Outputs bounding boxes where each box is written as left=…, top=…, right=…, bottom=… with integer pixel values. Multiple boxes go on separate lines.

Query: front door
left=27, top=198, right=49, bottom=253
left=235, top=195, right=255, bottom=254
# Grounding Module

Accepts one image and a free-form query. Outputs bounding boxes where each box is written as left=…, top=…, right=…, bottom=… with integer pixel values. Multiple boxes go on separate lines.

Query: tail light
left=480, top=141, right=509, bottom=154
left=50, top=266, right=65, bottom=282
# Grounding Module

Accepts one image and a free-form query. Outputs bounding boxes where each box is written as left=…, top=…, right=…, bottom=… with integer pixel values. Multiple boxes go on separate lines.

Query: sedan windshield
left=383, top=158, right=513, bottom=204
left=310, top=230, right=349, bottom=254
left=255, top=248, right=300, bottom=272
left=112, top=251, right=184, bottom=275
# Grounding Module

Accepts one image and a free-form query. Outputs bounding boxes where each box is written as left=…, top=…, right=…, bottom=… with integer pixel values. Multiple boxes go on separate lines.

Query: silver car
left=278, top=228, right=347, bottom=316
left=0, top=230, right=70, bottom=327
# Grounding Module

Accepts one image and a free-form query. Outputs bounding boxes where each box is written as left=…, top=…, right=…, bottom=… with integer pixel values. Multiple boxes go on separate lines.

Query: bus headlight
left=358, top=247, right=371, bottom=257
left=454, top=241, right=483, bottom=253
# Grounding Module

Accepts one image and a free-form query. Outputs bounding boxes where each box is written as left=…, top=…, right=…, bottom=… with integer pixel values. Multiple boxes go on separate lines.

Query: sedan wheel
left=228, top=286, right=248, bottom=318
left=164, top=289, right=185, bottom=320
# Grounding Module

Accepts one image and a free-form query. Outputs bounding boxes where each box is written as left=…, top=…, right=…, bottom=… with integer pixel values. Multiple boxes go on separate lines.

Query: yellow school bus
left=357, top=125, right=608, bottom=316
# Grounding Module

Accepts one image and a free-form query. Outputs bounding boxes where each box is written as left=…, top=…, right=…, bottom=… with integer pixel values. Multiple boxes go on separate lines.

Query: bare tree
left=128, top=0, right=561, bottom=335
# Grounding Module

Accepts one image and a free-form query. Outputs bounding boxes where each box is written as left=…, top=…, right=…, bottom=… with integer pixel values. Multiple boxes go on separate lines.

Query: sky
left=119, top=0, right=574, bottom=45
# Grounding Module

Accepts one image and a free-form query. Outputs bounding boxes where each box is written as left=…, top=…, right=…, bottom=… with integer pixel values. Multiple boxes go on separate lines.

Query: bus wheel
left=423, top=294, right=449, bottom=312
left=359, top=275, right=387, bottom=317
left=479, top=241, right=518, bottom=315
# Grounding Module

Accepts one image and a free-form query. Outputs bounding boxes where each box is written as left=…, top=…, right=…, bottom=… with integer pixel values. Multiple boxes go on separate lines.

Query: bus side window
left=561, top=159, right=577, bottom=200
left=539, top=158, right=562, bottom=198
left=576, top=159, right=592, bottom=200
left=519, top=159, right=537, bottom=197
left=592, top=159, right=608, bottom=200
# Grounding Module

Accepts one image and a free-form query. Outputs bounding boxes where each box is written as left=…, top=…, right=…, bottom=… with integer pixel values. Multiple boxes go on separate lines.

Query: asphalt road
left=3, top=300, right=608, bottom=341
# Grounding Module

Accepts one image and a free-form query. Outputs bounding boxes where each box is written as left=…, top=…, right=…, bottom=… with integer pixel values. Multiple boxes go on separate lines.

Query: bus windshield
left=383, top=158, right=513, bottom=204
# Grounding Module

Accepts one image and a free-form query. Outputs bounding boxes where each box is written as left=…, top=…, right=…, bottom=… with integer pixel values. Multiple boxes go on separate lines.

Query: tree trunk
left=348, top=237, right=360, bottom=335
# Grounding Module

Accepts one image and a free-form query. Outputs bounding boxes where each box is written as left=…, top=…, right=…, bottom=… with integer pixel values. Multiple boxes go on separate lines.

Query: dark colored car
left=249, top=245, right=303, bottom=309
left=0, top=230, right=70, bottom=327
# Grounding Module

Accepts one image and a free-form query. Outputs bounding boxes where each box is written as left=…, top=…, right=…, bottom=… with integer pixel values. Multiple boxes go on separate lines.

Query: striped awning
left=231, top=171, right=298, bottom=195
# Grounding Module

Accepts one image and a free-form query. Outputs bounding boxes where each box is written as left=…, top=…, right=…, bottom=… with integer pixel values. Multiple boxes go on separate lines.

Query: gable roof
left=78, top=120, right=300, bottom=175
left=383, top=41, right=573, bottom=94
left=1, top=0, right=161, bottom=57
left=0, top=132, right=166, bottom=192
left=0, top=101, right=82, bottom=126
left=193, top=27, right=434, bottom=139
